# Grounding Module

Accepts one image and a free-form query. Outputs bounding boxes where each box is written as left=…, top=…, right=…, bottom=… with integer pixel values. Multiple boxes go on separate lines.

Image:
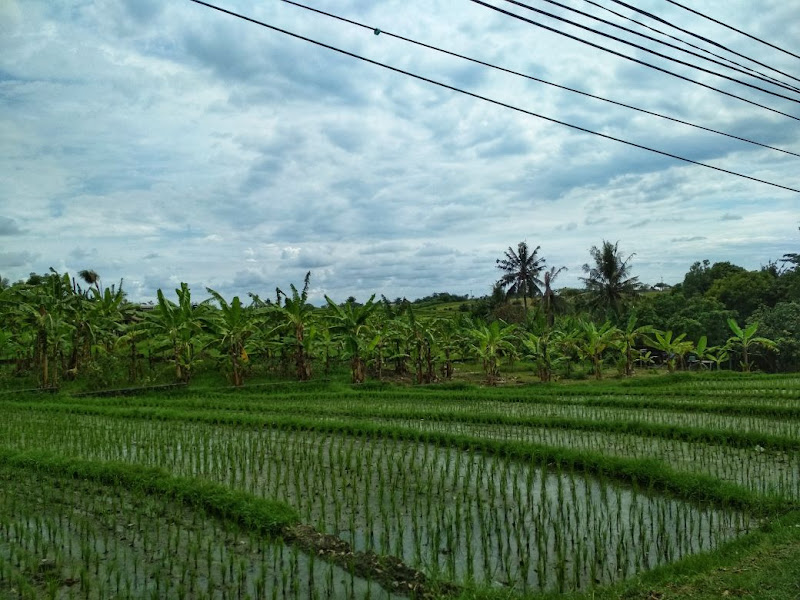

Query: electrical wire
left=606, top=0, right=800, bottom=84
left=580, top=0, right=800, bottom=91
left=524, top=0, right=800, bottom=95
left=186, top=0, right=800, bottom=194
left=469, top=0, right=800, bottom=122
left=488, top=0, right=800, bottom=104
left=664, top=0, right=800, bottom=62
left=276, top=0, right=800, bottom=159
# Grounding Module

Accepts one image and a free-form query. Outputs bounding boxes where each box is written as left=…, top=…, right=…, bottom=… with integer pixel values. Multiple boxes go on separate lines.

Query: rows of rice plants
left=0, top=409, right=756, bottom=593
left=2, top=372, right=798, bottom=596
left=8, top=390, right=800, bottom=439
left=382, top=418, right=800, bottom=500
left=4, top=398, right=798, bottom=502
left=0, top=468, right=392, bottom=600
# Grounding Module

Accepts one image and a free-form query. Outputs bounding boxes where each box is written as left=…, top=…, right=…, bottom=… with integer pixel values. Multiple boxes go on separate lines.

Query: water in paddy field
left=281, top=437, right=751, bottom=592
left=389, top=417, right=800, bottom=500
left=0, top=470, right=404, bottom=600
left=0, top=413, right=758, bottom=594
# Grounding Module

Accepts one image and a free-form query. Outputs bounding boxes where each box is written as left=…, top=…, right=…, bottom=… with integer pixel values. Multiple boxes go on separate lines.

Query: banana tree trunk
left=351, top=355, right=366, bottom=384
left=38, top=329, right=49, bottom=389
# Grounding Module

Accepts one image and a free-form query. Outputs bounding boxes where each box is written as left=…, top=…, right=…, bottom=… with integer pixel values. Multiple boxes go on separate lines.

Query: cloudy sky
left=2, top=0, right=798, bottom=303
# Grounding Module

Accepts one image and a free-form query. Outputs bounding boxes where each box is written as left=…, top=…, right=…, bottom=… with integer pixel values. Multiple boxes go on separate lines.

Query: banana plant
left=469, top=320, right=517, bottom=385
left=727, top=318, right=777, bottom=372
left=693, top=335, right=723, bottom=370
left=645, top=330, right=693, bottom=373
left=274, top=272, right=315, bottom=381
left=205, top=289, right=260, bottom=386
left=571, top=320, right=622, bottom=380
left=707, top=344, right=730, bottom=371
left=145, top=283, right=208, bottom=383
left=621, top=314, right=654, bottom=376
left=324, top=295, right=378, bottom=383
left=521, top=329, right=564, bottom=382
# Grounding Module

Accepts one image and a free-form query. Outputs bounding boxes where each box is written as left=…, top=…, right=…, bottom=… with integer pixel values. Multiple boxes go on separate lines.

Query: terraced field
left=1, top=372, right=799, bottom=599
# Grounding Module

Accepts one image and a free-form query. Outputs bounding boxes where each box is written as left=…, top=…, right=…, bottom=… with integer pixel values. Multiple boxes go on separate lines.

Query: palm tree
left=580, top=240, right=640, bottom=318
left=78, top=269, right=101, bottom=293
left=541, top=265, right=567, bottom=329
left=17, top=270, right=74, bottom=388
left=496, top=242, right=546, bottom=315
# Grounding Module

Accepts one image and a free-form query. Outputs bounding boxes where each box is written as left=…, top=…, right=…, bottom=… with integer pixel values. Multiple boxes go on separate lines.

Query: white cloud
left=0, top=0, right=797, bottom=301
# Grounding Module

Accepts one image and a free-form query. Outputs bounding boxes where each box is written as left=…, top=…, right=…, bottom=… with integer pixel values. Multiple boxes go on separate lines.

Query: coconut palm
left=496, top=242, right=546, bottom=315
left=541, top=265, right=567, bottom=329
left=17, top=270, right=75, bottom=387
left=78, top=269, right=101, bottom=293
left=580, top=240, right=640, bottom=318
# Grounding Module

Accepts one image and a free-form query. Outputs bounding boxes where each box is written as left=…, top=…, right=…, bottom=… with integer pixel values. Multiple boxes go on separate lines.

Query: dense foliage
left=1, top=238, right=797, bottom=390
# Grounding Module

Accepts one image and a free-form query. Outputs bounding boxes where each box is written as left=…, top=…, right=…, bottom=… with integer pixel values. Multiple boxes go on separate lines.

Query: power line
left=186, top=0, right=800, bottom=194
left=469, top=0, right=800, bottom=122
left=663, top=0, right=800, bottom=62
left=580, top=0, right=800, bottom=92
left=488, top=0, right=800, bottom=104
left=606, top=0, right=800, bottom=85
left=276, top=0, right=800, bottom=159
left=525, top=0, right=800, bottom=95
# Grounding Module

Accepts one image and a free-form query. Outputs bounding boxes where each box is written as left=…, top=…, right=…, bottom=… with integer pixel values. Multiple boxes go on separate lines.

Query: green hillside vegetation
left=1, top=238, right=798, bottom=392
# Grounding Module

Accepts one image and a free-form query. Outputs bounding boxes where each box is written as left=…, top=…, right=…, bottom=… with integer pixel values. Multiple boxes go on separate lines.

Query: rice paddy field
left=2, top=372, right=800, bottom=599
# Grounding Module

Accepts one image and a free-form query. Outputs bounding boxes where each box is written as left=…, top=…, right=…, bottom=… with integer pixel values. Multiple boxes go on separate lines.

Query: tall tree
left=496, top=242, right=546, bottom=315
left=580, top=240, right=640, bottom=319
left=78, top=269, right=101, bottom=293
left=541, top=265, right=567, bottom=329
left=780, top=226, right=799, bottom=270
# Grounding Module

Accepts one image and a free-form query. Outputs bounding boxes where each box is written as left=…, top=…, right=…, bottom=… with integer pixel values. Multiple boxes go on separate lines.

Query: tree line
left=0, top=237, right=797, bottom=389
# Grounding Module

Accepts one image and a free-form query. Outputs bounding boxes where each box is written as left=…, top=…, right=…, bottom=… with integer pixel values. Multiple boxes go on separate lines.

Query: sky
left=1, top=0, right=799, bottom=303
